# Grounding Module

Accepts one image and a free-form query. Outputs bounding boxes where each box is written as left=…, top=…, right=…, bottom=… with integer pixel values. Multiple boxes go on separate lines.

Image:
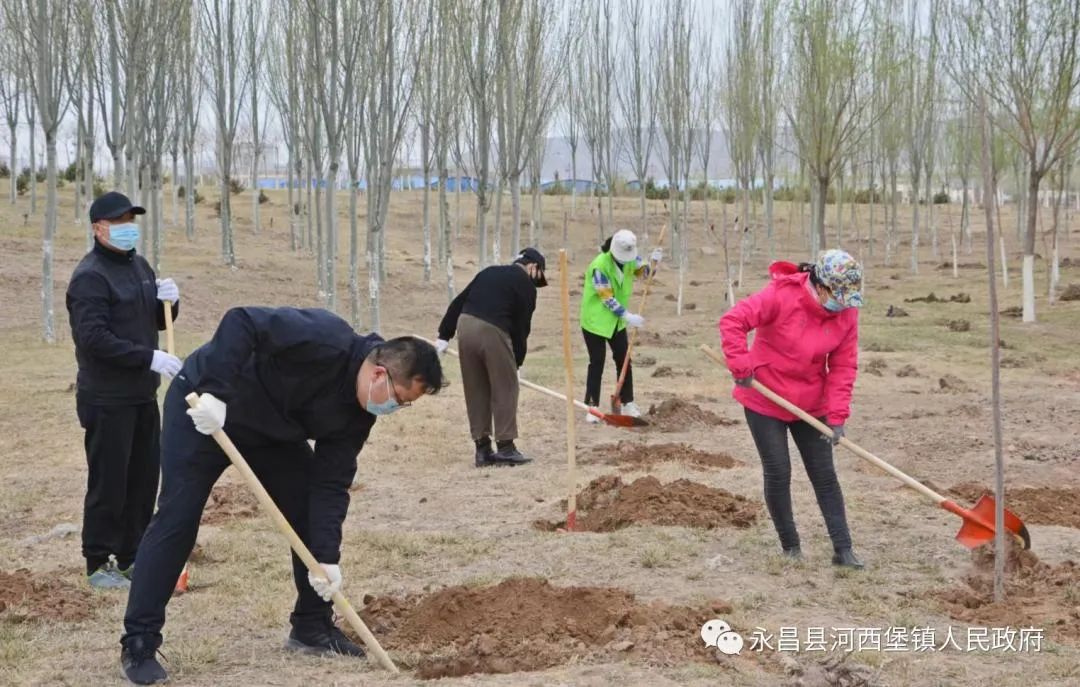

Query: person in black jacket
left=66, top=191, right=182, bottom=590
left=119, top=307, right=445, bottom=685
left=436, top=247, right=547, bottom=467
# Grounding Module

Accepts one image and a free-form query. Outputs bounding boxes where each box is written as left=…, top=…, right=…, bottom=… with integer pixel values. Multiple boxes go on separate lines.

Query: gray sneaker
left=88, top=563, right=131, bottom=590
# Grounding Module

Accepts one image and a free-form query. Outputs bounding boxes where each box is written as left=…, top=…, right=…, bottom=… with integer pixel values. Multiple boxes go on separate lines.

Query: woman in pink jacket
left=719, top=249, right=864, bottom=568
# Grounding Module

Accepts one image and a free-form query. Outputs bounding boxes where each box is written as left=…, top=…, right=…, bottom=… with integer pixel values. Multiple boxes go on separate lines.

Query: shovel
left=420, top=337, right=646, bottom=428
left=700, top=345, right=1031, bottom=550
left=184, top=393, right=400, bottom=673
left=611, top=225, right=666, bottom=416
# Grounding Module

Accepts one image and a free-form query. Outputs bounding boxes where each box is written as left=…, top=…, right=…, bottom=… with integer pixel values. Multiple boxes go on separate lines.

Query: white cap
left=610, top=229, right=638, bottom=263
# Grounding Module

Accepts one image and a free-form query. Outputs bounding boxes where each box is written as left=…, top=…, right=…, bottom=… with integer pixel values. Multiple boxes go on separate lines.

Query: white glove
left=150, top=350, right=182, bottom=380
left=156, top=278, right=179, bottom=303
left=622, top=312, right=645, bottom=328
left=435, top=338, right=449, bottom=355
left=650, top=248, right=663, bottom=264
left=186, top=392, right=227, bottom=435
left=308, top=563, right=342, bottom=602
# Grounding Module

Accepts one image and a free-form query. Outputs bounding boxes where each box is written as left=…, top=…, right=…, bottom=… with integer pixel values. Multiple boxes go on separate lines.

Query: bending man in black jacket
left=119, top=307, right=445, bottom=685
left=436, top=248, right=546, bottom=467
left=66, top=191, right=182, bottom=590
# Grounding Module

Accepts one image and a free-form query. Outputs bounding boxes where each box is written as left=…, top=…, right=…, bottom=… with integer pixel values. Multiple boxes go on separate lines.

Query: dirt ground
left=2, top=187, right=1080, bottom=685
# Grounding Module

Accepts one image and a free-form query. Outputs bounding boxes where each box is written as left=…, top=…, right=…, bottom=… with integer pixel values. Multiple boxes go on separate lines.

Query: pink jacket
left=718, top=261, right=859, bottom=425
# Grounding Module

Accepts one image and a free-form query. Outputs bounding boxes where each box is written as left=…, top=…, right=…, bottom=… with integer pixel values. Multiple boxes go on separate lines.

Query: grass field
left=1, top=185, right=1079, bottom=686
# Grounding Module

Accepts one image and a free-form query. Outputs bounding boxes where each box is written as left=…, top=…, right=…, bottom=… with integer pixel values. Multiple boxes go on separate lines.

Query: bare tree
left=177, top=1, right=202, bottom=241
left=615, top=0, right=657, bottom=236
left=948, top=0, right=1080, bottom=323
left=246, top=0, right=269, bottom=235
left=363, top=0, right=418, bottom=332
left=310, top=0, right=365, bottom=311
left=456, top=0, right=497, bottom=267
left=758, top=0, right=783, bottom=260
left=723, top=0, right=759, bottom=274
left=655, top=0, right=694, bottom=314
left=433, top=0, right=461, bottom=300
left=200, top=0, right=252, bottom=267
left=904, top=0, right=940, bottom=274
left=4, top=0, right=72, bottom=343
left=577, top=0, right=616, bottom=237
left=0, top=24, right=22, bottom=205
left=693, top=15, right=717, bottom=230
left=493, top=0, right=565, bottom=257
left=267, top=0, right=304, bottom=251
left=786, top=0, right=877, bottom=254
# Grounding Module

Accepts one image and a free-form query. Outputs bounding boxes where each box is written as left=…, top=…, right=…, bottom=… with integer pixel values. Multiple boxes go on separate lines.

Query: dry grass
left=1, top=186, right=1079, bottom=685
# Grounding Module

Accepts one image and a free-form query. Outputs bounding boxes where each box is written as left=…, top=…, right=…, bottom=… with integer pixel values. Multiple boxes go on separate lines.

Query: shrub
left=62, top=162, right=79, bottom=182
left=229, top=177, right=245, bottom=195
left=933, top=191, right=950, bottom=204
left=258, top=190, right=270, bottom=204
left=0, top=162, right=10, bottom=178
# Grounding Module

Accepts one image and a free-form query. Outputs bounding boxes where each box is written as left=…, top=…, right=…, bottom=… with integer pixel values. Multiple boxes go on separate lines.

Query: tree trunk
left=350, top=180, right=361, bottom=327
left=510, top=174, right=522, bottom=257
left=422, top=171, right=432, bottom=282
left=171, top=150, right=179, bottom=228
left=184, top=146, right=195, bottom=240
left=493, top=177, right=503, bottom=264
left=7, top=126, right=16, bottom=204
left=151, top=165, right=162, bottom=272
left=961, top=177, right=972, bottom=254
left=815, top=176, right=829, bottom=255
left=41, top=133, right=57, bottom=343
left=910, top=171, right=921, bottom=274
left=836, top=169, right=844, bottom=245
left=1022, top=169, right=1039, bottom=323
left=29, top=104, right=37, bottom=215
left=325, top=160, right=339, bottom=311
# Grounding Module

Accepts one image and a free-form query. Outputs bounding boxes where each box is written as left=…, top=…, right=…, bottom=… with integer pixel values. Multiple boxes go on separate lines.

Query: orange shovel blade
left=589, top=407, right=648, bottom=428
left=947, top=495, right=1031, bottom=550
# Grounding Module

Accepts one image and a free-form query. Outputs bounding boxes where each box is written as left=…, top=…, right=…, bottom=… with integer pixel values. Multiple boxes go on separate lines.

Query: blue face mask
left=107, top=223, right=140, bottom=251
left=365, top=372, right=402, bottom=416
left=823, top=296, right=846, bottom=312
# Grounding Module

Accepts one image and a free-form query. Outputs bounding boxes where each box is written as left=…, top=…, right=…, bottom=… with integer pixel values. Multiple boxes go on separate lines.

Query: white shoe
left=585, top=407, right=601, bottom=424
left=621, top=402, right=642, bottom=418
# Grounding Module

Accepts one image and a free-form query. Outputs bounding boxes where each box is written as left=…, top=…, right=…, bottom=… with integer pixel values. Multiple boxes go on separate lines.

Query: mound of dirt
left=637, top=331, right=686, bottom=349
left=904, top=292, right=971, bottom=304
left=1001, top=306, right=1023, bottom=318
left=864, top=359, right=888, bottom=376
left=947, top=483, right=1080, bottom=530
left=1060, top=283, right=1080, bottom=301
left=634, top=355, right=657, bottom=367
left=645, top=399, right=739, bottom=431
left=895, top=364, right=921, bottom=378
left=885, top=305, right=909, bottom=318
left=356, top=577, right=735, bottom=679
left=537, top=475, right=761, bottom=532
left=201, top=483, right=259, bottom=525
left=945, top=319, right=971, bottom=332
left=933, top=542, right=1080, bottom=644
left=0, top=569, right=99, bottom=623
left=589, top=441, right=742, bottom=471
left=937, top=375, right=970, bottom=392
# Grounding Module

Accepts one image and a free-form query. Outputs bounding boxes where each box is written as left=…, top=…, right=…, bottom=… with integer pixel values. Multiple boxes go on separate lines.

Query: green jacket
left=580, top=251, right=636, bottom=338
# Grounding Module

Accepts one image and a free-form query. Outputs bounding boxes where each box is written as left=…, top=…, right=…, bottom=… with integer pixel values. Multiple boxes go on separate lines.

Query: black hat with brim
left=515, top=247, right=548, bottom=287
left=89, top=191, right=147, bottom=223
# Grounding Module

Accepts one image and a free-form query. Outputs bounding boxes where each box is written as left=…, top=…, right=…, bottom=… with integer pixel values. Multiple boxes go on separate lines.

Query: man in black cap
left=436, top=247, right=547, bottom=467
left=119, top=309, right=445, bottom=684
left=66, top=191, right=182, bottom=589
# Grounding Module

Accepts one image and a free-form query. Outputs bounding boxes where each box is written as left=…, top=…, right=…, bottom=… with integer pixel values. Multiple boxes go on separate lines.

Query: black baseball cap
left=89, top=191, right=146, bottom=223
left=515, top=247, right=548, bottom=287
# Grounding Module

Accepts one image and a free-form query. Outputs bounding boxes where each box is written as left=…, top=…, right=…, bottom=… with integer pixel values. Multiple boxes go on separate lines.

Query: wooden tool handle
left=698, top=345, right=947, bottom=506
left=614, top=225, right=667, bottom=398
left=163, top=300, right=175, bottom=355
left=559, top=250, right=579, bottom=529
left=184, top=393, right=399, bottom=674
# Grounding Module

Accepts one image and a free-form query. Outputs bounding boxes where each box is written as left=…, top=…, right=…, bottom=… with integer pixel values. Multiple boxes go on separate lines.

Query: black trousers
left=582, top=327, right=633, bottom=407
left=123, top=375, right=332, bottom=644
left=77, top=399, right=161, bottom=573
left=744, top=408, right=853, bottom=552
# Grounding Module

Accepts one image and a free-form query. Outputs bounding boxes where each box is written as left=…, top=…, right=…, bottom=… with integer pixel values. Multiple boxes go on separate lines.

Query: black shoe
left=286, top=622, right=366, bottom=658
left=489, top=441, right=532, bottom=466
left=832, top=548, right=865, bottom=569
left=120, top=634, right=167, bottom=685
left=782, top=546, right=803, bottom=560
left=474, top=438, right=495, bottom=468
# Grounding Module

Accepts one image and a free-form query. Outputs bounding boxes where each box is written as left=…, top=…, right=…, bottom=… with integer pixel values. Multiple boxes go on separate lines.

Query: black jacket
left=437, top=264, right=537, bottom=366
left=184, top=306, right=382, bottom=563
left=66, top=241, right=180, bottom=406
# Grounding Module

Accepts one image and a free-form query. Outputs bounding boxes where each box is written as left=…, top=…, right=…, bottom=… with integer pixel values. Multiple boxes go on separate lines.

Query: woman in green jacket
left=579, top=229, right=661, bottom=421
